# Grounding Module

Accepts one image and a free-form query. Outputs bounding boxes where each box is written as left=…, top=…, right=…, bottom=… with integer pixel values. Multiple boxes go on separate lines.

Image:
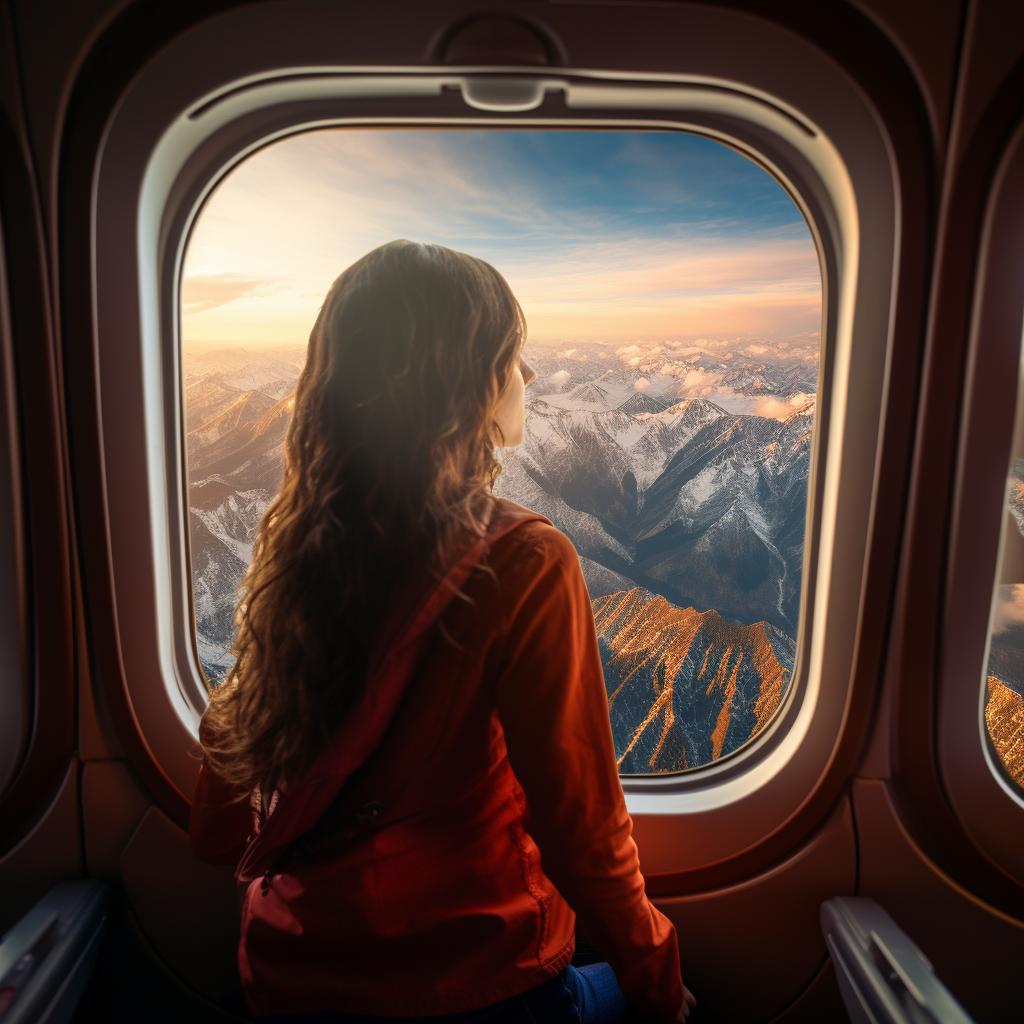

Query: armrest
left=821, top=896, right=975, bottom=1024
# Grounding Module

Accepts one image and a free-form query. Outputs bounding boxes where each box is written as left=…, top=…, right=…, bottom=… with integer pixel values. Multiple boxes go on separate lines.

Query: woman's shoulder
left=487, top=502, right=580, bottom=572
left=457, top=505, right=588, bottom=636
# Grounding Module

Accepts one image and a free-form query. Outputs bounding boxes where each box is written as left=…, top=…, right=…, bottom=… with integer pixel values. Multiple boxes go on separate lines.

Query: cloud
left=681, top=367, right=722, bottom=391
left=548, top=369, right=570, bottom=386
left=509, top=238, right=820, bottom=303
left=994, top=585, right=1024, bottom=635
left=747, top=344, right=768, bottom=355
left=753, top=397, right=796, bottom=420
left=634, top=377, right=650, bottom=391
left=503, top=238, right=820, bottom=339
left=181, top=273, right=277, bottom=314
left=754, top=392, right=816, bottom=421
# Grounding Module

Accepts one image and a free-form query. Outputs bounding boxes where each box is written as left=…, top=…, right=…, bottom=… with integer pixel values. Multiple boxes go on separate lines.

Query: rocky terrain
left=594, top=588, right=795, bottom=773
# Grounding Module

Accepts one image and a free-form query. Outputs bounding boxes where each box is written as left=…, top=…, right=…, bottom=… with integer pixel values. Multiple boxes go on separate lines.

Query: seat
left=0, top=880, right=110, bottom=1023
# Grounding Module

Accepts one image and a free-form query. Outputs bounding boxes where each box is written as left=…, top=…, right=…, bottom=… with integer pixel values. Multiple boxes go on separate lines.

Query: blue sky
left=406, top=130, right=809, bottom=250
left=182, top=128, right=820, bottom=346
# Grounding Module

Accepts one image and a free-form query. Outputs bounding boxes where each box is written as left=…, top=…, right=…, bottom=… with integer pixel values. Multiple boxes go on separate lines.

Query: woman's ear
left=520, top=357, right=537, bottom=387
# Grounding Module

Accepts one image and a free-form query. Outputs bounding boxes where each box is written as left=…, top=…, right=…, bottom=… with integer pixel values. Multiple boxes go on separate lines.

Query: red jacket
left=189, top=499, right=684, bottom=1021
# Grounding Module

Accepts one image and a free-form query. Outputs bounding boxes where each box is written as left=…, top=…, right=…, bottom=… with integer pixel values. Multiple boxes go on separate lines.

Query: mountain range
left=494, top=367, right=813, bottom=637
left=184, top=348, right=303, bottom=678
left=185, top=338, right=817, bottom=771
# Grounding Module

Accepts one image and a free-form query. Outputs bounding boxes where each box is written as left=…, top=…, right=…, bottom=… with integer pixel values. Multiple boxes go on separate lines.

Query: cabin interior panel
left=0, top=2, right=1023, bottom=1023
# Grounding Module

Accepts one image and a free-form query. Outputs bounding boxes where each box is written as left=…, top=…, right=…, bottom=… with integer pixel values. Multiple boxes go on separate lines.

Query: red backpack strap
left=236, top=501, right=552, bottom=884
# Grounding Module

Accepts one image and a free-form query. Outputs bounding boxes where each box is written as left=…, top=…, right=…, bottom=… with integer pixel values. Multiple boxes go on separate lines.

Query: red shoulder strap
left=236, top=502, right=551, bottom=883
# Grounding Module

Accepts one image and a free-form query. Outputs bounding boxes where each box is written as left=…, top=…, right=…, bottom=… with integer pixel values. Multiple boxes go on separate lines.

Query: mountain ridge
left=594, top=587, right=794, bottom=772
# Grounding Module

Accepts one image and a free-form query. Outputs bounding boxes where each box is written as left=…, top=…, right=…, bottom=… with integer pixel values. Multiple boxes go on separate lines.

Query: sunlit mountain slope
left=594, top=588, right=794, bottom=772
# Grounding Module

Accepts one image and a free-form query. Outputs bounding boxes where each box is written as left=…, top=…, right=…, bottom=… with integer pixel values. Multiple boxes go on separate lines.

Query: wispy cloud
left=181, top=273, right=279, bottom=314
left=505, top=237, right=819, bottom=303
left=993, top=584, right=1024, bottom=635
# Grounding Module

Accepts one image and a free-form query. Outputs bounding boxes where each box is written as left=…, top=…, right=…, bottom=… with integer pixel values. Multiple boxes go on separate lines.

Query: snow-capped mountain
left=494, top=381, right=811, bottom=637
left=183, top=344, right=304, bottom=431
left=187, top=389, right=278, bottom=450
left=184, top=337, right=818, bottom=773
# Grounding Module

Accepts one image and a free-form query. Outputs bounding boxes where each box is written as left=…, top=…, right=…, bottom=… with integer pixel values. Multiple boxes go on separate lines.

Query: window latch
left=459, top=78, right=556, bottom=113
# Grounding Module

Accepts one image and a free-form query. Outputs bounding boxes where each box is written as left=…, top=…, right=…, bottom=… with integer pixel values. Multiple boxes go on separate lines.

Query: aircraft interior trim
left=0, top=2, right=1023, bottom=1022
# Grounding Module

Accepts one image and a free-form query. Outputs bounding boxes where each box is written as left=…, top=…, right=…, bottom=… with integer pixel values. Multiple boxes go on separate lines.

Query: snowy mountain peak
left=618, top=391, right=670, bottom=416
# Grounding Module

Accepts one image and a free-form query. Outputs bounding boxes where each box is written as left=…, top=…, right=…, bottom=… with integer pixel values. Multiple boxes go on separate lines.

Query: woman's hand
left=675, top=984, right=697, bottom=1021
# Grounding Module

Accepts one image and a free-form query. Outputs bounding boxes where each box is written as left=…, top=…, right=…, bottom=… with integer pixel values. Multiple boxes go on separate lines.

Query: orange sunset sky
left=181, top=128, right=821, bottom=349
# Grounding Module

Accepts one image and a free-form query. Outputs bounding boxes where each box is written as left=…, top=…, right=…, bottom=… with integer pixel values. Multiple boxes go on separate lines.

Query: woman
left=190, top=240, right=696, bottom=1024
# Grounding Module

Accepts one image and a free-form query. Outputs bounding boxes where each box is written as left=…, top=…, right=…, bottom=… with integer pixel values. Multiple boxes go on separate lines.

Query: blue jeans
left=266, top=963, right=635, bottom=1024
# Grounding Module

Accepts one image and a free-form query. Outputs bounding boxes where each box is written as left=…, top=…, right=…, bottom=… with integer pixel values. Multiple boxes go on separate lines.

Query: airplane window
left=181, top=128, right=821, bottom=775
left=984, top=353, right=1024, bottom=791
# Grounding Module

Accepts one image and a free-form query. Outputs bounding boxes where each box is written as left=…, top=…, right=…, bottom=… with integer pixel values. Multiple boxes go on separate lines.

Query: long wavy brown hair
left=200, top=240, right=525, bottom=794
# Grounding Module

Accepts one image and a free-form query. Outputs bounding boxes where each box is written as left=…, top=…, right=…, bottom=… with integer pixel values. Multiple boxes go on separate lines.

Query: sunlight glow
left=182, top=129, right=820, bottom=348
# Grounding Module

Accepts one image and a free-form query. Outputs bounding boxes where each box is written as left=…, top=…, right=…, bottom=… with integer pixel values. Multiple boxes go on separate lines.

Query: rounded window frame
left=89, top=6, right=898, bottom=876
left=938, top=115, right=1024, bottom=883
left=163, top=88, right=845, bottom=815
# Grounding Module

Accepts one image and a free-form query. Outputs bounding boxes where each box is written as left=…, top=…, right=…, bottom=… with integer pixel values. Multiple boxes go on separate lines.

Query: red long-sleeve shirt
left=190, top=508, right=683, bottom=1021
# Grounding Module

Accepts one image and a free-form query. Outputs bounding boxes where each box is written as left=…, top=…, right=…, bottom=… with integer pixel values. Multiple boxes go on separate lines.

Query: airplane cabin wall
left=0, top=2, right=1022, bottom=1022
left=854, top=6, right=1024, bottom=1021
left=0, top=0, right=78, bottom=932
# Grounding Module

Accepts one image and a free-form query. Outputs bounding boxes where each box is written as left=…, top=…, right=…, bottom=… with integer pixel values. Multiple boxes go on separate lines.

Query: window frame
left=937, top=115, right=1024, bottom=883
left=84, top=2, right=902, bottom=879
left=0, top=215, right=29, bottom=801
left=160, top=88, right=850, bottom=823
